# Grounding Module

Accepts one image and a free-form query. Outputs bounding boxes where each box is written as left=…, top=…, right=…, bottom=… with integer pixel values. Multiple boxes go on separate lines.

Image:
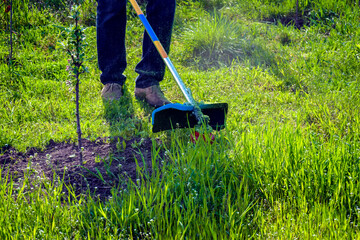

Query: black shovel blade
left=152, top=103, right=228, bottom=133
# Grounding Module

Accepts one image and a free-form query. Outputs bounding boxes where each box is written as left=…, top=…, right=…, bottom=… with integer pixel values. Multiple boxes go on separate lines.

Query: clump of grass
left=181, top=13, right=244, bottom=69
left=276, top=31, right=291, bottom=45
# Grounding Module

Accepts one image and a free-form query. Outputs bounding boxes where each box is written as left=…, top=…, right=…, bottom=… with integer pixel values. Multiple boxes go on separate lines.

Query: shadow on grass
left=235, top=41, right=308, bottom=93
left=103, top=85, right=156, bottom=138
left=102, top=86, right=136, bottom=129
left=181, top=39, right=278, bottom=72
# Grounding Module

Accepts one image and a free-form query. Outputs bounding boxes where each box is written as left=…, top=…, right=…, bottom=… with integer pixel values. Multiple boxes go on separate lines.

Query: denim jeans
left=97, top=0, right=176, bottom=88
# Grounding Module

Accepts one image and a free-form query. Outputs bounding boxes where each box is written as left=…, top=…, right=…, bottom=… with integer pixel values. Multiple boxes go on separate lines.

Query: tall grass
left=1, top=122, right=359, bottom=238
left=79, top=132, right=255, bottom=238
left=0, top=169, right=84, bottom=238
left=223, top=0, right=360, bottom=29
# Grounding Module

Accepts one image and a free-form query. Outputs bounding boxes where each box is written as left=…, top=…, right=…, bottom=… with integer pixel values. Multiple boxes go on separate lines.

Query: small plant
left=116, top=139, right=127, bottom=152
left=60, top=5, right=88, bottom=165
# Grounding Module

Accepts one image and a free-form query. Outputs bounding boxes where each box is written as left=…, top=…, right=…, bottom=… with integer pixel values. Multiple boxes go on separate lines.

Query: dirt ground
left=0, top=137, right=163, bottom=199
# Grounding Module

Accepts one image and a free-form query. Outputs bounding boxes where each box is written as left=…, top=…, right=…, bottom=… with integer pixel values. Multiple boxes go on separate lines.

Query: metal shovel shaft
left=129, top=0, right=197, bottom=106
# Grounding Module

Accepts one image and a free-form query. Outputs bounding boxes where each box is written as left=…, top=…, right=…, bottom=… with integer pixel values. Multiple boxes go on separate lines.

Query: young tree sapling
left=61, top=5, right=88, bottom=166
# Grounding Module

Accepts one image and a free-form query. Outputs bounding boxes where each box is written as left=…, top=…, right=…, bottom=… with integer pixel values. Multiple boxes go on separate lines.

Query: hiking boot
left=101, top=83, right=123, bottom=101
left=135, top=85, right=171, bottom=108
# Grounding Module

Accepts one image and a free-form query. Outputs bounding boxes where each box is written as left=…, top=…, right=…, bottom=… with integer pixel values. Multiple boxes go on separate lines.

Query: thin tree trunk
left=75, top=77, right=83, bottom=166
left=74, top=15, right=83, bottom=166
left=9, top=0, right=13, bottom=63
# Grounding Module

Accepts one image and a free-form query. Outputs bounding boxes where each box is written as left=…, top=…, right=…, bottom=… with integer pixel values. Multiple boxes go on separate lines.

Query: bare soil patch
left=0, top=137, right=163, bottom=199
left=263, top=11, right=307, bottom=29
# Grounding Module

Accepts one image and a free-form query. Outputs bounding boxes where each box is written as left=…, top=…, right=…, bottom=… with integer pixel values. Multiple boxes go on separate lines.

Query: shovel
left=129, top=0, right=228, bottom=133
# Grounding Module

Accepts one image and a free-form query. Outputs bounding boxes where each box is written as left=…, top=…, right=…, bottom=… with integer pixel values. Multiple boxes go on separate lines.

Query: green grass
left=0, top=168, right=84, bottom=238
left=1, top=0, right=360, bottom=238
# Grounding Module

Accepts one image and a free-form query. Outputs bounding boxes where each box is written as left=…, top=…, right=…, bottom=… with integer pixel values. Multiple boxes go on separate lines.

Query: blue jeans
left=97, top=0, right=176, bottom=88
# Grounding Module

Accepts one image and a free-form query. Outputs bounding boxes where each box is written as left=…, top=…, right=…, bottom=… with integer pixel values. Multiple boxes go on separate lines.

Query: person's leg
left=97, top=0, right=127, bottom=86
left=135, top=0, right=176, bottom=88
